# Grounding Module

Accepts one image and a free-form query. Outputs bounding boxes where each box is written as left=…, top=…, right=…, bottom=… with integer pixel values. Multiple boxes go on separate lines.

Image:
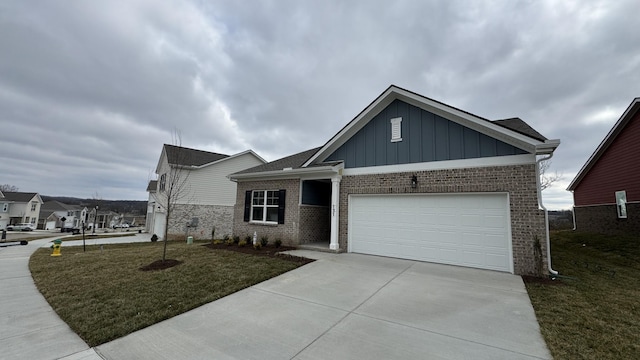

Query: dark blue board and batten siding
left=325, top=99, right=527, bottom=168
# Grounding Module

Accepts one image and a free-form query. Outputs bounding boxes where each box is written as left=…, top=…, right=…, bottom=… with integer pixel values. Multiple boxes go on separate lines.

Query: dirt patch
left=204, top=243, right=315, bottom=265
left=140, top=259, right=183, bottom=271
left=522, top=275, right=566, bottom=286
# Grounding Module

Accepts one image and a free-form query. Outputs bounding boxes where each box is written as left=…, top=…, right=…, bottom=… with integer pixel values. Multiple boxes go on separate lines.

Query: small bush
left=253, top=243, right=262, bottom=250
left=213, top=239, right=222, bottom=245
left=260, top=236, right=269, bottom=247
left=233, top=236, right=240, bottom=244
left=245, top=235, right=252, bottom=244
left=151, top=234, right=158, bottom=242
left=222, top=234, right=230, bottom=242
left=225, top=238, right=234, bottom=246
left=274, top=238, right=282, bottom=248
left=238, top=239, right=247, bottom=247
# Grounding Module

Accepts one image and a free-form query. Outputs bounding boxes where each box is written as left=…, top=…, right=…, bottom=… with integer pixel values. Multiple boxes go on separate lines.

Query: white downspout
left=536, top=154, right=559, bottom=276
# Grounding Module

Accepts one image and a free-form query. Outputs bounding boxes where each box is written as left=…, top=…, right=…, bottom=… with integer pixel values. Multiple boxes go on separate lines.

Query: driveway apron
left=97, top=251, right=551, bottom=360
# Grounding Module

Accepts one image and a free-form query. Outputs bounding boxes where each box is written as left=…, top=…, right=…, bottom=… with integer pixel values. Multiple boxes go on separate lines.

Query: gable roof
left=164, top=144, right=229, bottom=167
left=41, top=200, right=80, bottom=212
left=147, top=180, right=157, bottom=192
left=2, top=192, right=40, bottom=203
left=234, top=147, right=322, bottom=175
left=304, top=85, right=559, bottom=167
left=567, top=97, right=640, bottom=191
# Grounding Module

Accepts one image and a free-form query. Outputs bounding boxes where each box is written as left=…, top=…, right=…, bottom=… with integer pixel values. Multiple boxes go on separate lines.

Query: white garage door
left=349, top=193, right=512, bottom=272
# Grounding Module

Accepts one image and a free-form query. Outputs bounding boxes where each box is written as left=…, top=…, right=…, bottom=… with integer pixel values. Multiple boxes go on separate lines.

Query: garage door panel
left=350, top=194, right=511, bottom=272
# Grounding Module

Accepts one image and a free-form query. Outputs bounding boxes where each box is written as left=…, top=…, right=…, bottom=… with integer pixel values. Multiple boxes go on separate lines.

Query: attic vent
left=390, top=117, right=402, bottom=142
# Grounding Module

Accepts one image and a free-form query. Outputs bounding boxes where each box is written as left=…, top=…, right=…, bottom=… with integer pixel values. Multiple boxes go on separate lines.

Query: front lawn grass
left=525, top=231, right=640, bottom=359
left=29, top=241, right=305, bottom=346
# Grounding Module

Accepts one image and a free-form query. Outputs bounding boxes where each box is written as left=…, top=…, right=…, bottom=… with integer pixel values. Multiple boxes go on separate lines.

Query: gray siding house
left=230, top=86, right=560, bottom=276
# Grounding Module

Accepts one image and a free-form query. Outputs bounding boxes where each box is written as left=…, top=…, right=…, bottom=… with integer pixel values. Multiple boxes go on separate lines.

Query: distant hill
left=41, top=196, right=147, bottom=215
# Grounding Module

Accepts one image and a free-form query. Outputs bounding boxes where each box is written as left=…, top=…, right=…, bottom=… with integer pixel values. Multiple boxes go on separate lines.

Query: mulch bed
left=140, top=259, right=183, bottom=271
left=203, top=243, right=315, bottom=265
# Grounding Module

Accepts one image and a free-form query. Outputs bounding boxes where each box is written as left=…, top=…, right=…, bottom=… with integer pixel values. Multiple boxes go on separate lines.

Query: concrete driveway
left=97, top=251, right=551, bottom=360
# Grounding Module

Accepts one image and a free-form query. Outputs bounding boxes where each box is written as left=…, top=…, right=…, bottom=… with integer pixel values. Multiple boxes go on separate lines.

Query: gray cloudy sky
left=1, top=0, right=638, bottom=209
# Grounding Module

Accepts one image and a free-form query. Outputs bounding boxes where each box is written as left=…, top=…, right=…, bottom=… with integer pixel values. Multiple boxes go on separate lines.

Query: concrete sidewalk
left=0, top=233, right=152, bottom=360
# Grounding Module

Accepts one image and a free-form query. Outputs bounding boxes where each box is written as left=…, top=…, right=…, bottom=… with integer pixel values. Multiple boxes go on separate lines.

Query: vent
left=390, top=117, right=402, bottom=142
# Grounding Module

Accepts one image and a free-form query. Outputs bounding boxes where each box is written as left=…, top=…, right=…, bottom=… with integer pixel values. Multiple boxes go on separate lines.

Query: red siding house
left=567, top=98, right=640, bottom=234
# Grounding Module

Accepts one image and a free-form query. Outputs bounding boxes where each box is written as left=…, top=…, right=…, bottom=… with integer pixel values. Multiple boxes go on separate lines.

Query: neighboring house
left=1, top=192, right=44, bottom=228
left=88, top=209, right=117, bottom=230
left=38, top=201, right=87, bottom=230
left=147, top=145, right=266, bottom=240
left=230, top=85, right=560, bottom=276
left=567, top=97, right=640, bottom=235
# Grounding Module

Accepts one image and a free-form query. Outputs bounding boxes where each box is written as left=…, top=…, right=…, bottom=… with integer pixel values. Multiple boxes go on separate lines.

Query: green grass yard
left=525, top=231, right=640, bottom=359
left=29, top=241, right=307, bottom=346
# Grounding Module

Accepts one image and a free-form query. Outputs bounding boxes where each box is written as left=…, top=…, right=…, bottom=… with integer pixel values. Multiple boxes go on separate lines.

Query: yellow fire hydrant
left=50, top=239, right=62, bottom=257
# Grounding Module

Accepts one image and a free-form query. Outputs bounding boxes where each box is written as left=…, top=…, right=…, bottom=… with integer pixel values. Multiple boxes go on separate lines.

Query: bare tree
left=0, top=184, right=19, bottom=192
left=157, top=130, right=192, bottom=262
left=91, top=192, right=102, bottom=234
left=539, top=160, right=562, bottom=191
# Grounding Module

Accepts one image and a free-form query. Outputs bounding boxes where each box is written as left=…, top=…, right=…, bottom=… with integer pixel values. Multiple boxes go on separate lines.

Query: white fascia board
left=535, top=139, right=561, bottom=155
left=304, top=86, right=543, bottom=167
left=155, top=146, right=168, bottom=175
left=231, top=165, right=341, bottom=181
left=342, top=154, right=535, bottom=176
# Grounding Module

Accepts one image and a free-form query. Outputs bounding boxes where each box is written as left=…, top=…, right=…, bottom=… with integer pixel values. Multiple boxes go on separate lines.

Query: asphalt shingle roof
left=164, top=144, right=229, bottom=167
left=234, top=147, right=322, bottom=175
left=146, top=180, right=157, bottom=192
left=2, top=192, right=38, bottom=202
left=492, top=118, right=547, bottom=142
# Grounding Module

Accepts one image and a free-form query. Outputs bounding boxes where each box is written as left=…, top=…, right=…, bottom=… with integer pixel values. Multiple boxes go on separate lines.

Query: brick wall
left=339, top=164, right=547, bottom=276
left=233, top=179, right=300, bottom=246
left=575, top=203, right=640, bottom=235
left=299, top=205, right=330, bottom=244
left=167, top=204, right=233, bottom=240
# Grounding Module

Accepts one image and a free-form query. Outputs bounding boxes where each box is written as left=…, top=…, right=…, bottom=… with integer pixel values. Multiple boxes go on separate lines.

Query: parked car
left=112, top=223, right=129, bottom=229
left=7, top=223, right=35, bottom=231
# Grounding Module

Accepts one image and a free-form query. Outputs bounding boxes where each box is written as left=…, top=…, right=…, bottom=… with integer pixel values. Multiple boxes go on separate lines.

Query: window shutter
left=278, top=189, right=286, bottom=224
left=243, top=190, right=252, bottom=222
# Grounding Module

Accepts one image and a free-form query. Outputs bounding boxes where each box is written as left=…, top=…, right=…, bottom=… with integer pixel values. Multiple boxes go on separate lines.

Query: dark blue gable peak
left=325, top=99, right=528, bottom=168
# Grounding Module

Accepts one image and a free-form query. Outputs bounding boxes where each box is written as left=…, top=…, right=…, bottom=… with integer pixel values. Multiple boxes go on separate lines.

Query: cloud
left=0, top=0, right=639, bottom=209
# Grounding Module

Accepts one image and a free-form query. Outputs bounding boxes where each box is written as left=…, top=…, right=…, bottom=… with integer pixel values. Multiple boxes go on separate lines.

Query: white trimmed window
left=2, top=203, right=7, bottom=212
left=251, top=190, right=279, bottom=223
left=244, top=189, right=286, bottom=224
left=616, top=190, right=627, bottom=219
left=390, top=117, right=402, bottom=142
left=159, top=174, right=166, bottom=191
left=31, top=202, right=37, bottom=211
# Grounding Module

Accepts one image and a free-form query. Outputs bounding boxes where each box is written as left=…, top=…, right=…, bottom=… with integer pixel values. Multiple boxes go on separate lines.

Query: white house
left=1, top=192, right=44, bottom=229
left=39, top=201, right=87, bottom=230
left=146, top=144, right=266, bottom=240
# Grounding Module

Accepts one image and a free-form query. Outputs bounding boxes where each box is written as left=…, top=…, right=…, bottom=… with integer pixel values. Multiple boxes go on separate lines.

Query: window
left=159, top=174, right=166, bottom=191
left=390, top=117, right=402, bottom=142
left=31, top=202, right=37, bottom=211
left=67, top=211, right=74, bottom=216
left=2, top=203, right=7, bottom=212
left=244, top=189, right=286, bottom=224
left=30, top=217, right=36, bottom=224
left=616, top=191, right=627, bottom=219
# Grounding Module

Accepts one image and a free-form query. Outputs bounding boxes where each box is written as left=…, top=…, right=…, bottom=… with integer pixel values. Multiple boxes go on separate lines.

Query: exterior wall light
left=411, top=175, right=418, bottom=188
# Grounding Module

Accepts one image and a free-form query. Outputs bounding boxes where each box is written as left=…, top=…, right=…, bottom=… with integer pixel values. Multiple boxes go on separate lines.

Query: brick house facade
left=231, top=86, right=559, bottom=276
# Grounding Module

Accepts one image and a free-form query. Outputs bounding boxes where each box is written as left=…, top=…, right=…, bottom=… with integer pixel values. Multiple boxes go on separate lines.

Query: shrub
left=253, top=243, right=262, bottom=250
left=213, top=239, right=222, bottom=245
left=222, top=234, right=230, bottom=242
left=260, top=236, right=269, bottom=247
left=225, top=238, right=234, bottom=246
left=151, top=234, right=158, bottom=242
left=238, top=239, right=247, bottom=247
left=245, top=235, right=252, bottom=245
left=274, top=238, right=282, bottom=248
left=233, top=236, right=240, bottom=244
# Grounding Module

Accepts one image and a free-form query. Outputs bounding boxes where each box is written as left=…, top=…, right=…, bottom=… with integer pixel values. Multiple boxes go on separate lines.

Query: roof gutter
left=536, top=152, right=558, bottom=277
left=535, top=139, right=561, bottom=155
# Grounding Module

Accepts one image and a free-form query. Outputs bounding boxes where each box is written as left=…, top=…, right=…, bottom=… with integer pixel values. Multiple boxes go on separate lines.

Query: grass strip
left=525, top=231, right=640, bottom=359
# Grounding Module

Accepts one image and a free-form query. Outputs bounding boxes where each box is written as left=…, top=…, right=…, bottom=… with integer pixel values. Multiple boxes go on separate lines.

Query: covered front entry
left=348, top=193, right=513, bottom=272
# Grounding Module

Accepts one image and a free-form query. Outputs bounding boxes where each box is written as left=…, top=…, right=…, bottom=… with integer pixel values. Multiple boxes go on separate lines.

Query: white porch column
left=329, top=176, right=341, bottom=250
